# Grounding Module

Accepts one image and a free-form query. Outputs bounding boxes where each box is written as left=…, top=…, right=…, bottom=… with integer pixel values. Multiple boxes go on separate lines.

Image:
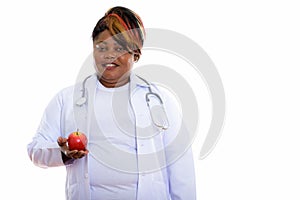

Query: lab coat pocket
left=67, top=182, right=88, bottom=200
left=152, top=181, right=169, bottom=200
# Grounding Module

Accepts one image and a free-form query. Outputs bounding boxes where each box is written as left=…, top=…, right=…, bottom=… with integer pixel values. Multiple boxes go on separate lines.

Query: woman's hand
left=57, top=137, right=89, bottom=159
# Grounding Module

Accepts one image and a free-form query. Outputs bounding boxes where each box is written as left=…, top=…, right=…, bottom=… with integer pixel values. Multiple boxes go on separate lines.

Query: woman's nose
left=104, top=49, right=117, bottom=60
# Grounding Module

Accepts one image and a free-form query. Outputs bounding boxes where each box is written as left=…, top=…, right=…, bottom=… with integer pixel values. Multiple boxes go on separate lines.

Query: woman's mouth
left=102, top=63, right=118, bottom=70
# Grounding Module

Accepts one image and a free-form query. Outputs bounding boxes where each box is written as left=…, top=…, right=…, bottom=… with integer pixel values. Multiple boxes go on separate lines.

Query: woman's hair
left=92, top=6, right=145, bottom=60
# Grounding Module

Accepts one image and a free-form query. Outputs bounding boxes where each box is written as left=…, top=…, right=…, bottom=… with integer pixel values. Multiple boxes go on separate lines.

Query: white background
left=1, top=0, right=300, bottom=199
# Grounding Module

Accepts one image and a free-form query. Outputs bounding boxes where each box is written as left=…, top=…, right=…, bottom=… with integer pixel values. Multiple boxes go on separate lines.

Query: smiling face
left=93, top=30, right=135, bottom=88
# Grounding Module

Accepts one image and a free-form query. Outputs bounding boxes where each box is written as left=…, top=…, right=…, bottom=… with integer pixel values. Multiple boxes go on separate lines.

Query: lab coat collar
left=88, top=73, right=148, bottom=88
left=129, top=73, right=149, bottom=93
left=129, top=73, right=149, bottom=90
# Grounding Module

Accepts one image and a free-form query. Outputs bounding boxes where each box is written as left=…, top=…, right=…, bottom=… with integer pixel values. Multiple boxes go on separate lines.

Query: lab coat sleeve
left=161, top=87, right=197, bottom=200
left=27, top=91, right=66, bottom=168
left=167, top=147, right=196, bottom=200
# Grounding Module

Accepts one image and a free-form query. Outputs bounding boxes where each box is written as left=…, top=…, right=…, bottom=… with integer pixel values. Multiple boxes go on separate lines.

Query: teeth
left=105, top=63, right=116, bottom=67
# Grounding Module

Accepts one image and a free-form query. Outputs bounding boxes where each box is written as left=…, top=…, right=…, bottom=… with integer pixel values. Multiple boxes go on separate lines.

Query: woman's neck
left=98, top=77, right=129, bottom=88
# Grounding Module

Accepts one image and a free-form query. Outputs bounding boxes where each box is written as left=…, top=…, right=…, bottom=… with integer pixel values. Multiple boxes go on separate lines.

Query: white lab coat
left=27, top=73, right=196, bottom=200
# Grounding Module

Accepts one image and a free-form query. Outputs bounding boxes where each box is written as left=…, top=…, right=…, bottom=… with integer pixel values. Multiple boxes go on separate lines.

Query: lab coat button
left=84, top=173, right=88, bottom=178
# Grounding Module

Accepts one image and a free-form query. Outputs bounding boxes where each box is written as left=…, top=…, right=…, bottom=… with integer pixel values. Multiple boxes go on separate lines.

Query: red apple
left=67, top=131, right=87, bottom=151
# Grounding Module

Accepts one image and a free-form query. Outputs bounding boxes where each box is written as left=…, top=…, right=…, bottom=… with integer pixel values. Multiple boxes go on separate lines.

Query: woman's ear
left=134, top=54, right=140, bottom=62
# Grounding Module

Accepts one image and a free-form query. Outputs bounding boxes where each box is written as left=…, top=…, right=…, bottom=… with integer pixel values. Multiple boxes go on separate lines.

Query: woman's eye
left=99, top=47, right=106, bottom=52
left=96, top=45, right=107, bottom=52
left=116, top=47, right=125, bottom=52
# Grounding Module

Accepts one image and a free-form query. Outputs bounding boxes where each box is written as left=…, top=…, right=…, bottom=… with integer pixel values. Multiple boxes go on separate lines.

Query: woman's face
left=93, top=29, right=134, bottom=88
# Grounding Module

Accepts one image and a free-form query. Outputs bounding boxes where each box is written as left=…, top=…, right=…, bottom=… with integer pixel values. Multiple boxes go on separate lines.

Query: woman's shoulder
left=151, top=83, right=180, bottom=102
left=56, top=84, right=75, bottom=97
left=50, top=84, right=78, bottom=104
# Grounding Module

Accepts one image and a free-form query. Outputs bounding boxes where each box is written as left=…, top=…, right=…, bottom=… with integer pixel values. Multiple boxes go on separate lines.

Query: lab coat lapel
left=129, top=74, right=169, bottom=199
left=73, top=74, right=97, bottom=140
left=70, top=74, right=98, bottom=200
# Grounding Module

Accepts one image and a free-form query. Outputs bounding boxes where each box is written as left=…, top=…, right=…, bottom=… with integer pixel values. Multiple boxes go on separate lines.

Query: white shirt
left=89, top=81, right=138, bottom=199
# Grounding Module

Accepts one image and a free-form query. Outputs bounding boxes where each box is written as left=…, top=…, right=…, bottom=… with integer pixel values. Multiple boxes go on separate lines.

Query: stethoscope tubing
left=77, top=74, right=169, bottom=130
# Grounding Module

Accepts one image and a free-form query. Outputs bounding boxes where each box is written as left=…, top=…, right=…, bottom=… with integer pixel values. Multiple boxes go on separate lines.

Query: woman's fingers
left=57, top=137, right=67, bottom=147
left=58, top=137, right=88, bottom=159
left=68, top=150, right=88, bottom=159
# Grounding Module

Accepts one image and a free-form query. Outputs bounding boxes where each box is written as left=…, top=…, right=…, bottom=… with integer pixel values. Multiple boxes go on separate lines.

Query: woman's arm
left=161, top=87, right=197, bottom=199
left=27, top=92, right=66, bottom=168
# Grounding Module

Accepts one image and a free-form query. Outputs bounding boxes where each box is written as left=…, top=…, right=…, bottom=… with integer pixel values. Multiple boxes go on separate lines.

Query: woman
left=27, top=6, right=196, bottom=200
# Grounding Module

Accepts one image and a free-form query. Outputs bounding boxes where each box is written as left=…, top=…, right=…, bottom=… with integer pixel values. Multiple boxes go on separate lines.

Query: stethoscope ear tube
left=76, top=74, right=93, bottom=106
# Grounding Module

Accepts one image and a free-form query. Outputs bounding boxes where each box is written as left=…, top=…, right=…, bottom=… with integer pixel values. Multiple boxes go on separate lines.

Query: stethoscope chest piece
left=76, top=97, right=87, bottom=106
left=146, top=92, right=169, bottom=130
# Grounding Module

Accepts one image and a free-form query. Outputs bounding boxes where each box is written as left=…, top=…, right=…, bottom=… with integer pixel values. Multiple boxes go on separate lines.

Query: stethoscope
left=76, top=74, right=169, bottom=130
